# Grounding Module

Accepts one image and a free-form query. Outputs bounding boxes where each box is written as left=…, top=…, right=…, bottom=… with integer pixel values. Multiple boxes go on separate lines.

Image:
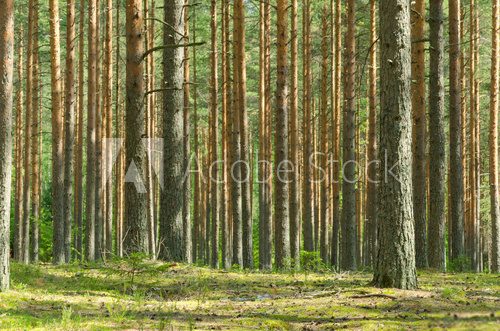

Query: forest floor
left=0, top=261, right=499, bottom=330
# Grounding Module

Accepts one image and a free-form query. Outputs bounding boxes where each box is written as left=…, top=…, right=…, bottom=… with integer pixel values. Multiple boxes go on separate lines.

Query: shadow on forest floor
left=0, top=262, right=498, bottom=330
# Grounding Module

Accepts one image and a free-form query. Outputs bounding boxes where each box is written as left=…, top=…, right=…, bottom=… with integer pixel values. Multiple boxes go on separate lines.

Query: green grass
left=0, top=262, right=498, bottom=330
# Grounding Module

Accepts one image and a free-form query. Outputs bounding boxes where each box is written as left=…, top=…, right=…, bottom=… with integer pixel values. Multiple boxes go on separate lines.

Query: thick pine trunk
left=0, top=0, right=14, bottom=291
left=428, top=0, right=446, bottom=271
left=341, top=0, right=357, bottom=271
left=274, top=0, right=290, bottom=270
left=124, top=0, right=148, bottom=255
left=449, top=0, right=465, bottom=262
left=373, top=0, right=417, bottom=289
left=161, top=0, right=185, bottom=261
left=411, top=0, right=428, bottom=269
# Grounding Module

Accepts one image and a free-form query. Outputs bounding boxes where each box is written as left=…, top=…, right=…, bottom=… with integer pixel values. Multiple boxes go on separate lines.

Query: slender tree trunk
left=221, top=0, right=232, bottom=270
left=330, top=0, right=341, bottom=268
left=182, top=0, right=191, bottom=263
left=86, top=0, right=98, bottom=261
left=411, top=0, right=428, bottom=269
left=49, top=0, right=66, bottom=265
left=364, top=0, right=377, bottom=267
left=103, top=0, right=113, bottom=258
left=63, top=0, right=76, bottom=263
left=209, top=0, right=219, bottom=269
left=289, top=0, right=300, bottom=269
left=0, top=0, right=13, bottom=291
left=30, top=1, right=40, bottom=263
left=161, top=0, right=185, bottom=261
left=341, top=0, right=357, bottom=271
left=114, top=0, right=124, bottom=258
left=14, top=35, right=23, bottom=262
left=258, top=0, right=272, bottom=270
left=373, top=0, right=417, bottom=289
left=449, top=0, right=465, bottom=262
left=22, top=0, right=35, bottom=265
left=192, top=7, right=200, bottom=262
left=74, top=0, right=85, bottom=260
left=274, top=0, right=290, bottom=270
left=235, top=0, right=252, bottom=270
left=491, top=0, right=500, bottom=272
left=302, top=0, right=314, bottom=253
left=427, top=0, right=446, bottom=271
left=123, top=0, right=148, bottom=254
left=231, top=0, right=243, bottom=267
left=320, top=7, right=329, bottom=264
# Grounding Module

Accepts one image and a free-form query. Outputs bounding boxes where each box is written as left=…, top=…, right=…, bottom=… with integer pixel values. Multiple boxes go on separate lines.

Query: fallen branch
left=350, top=293, right=397, bottom=300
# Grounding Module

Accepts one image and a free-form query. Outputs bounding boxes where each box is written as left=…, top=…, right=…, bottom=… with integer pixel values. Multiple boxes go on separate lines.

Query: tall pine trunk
left=124, top=0, right=148, bottom=254
left=86, top=0, right=98, bottom=261
left=14, top=35, right=23, bottom=262
left=374, top=0, right=417, bottom=289
left=274, top=0, right=290, bottom=269
left=49, top=0, right=66, bottom=265
left=364, top=0, right=377, bottom=267
left=411, top=0, right=427, bottom=268
left=63, top=0, right=77, bottom=263
left=289, top=0, right=300, bottom=269
left=449, top=0, right=465, bottom=262
left=341, top=0, right=357, bottom=271
left=428, top=0, right=446, bottom=271
left=0, top=0, right=14, bottom=291
left=490, top=0, right=500, bottom=272
left=161, top=0, right=185, bottom=261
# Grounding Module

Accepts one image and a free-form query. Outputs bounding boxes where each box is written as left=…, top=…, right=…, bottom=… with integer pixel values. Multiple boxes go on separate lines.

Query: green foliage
left=448, top=255, right=472, bottom=273
left=300, top=250, right=329, bottom=273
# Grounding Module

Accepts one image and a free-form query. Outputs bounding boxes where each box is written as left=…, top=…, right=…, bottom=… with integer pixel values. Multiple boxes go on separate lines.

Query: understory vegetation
left=0, top=261, right=498, bottom=330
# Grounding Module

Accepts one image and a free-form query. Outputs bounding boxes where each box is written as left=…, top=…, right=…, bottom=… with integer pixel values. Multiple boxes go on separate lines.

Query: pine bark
left=86, top=0, right=98, bottom=261
left=341, top=0, right=357, bottom=271
left=320, top=7, right=329, bottom=263
left=209, top=0, right=219, bottom=268
left=74, top=0, right=85, bottom=260
left=161, top=0, right=185, bottom=261
left=231, top=0, right=243, bottom=267
left=411, top=0, right=428, bottom=268
left=182, top=0, right=191, bottom=263
left=49, top=0, right=66, bottom=265
left=30, top=1, right=40, bottom=263
left=302, top=0, right=314, bottom=253
left=0, top=0, right=14, bottom=291
left=221, top=0, right=232, bottom=270
left=427, top=0, right=446, bottom=271
left=449, top=0, right=465, bottom=262
left=364, top=0, right=377, bottom=267
left=124, top=0, right=148, bottom=254
left=373, top=0, right=417, bottom=289
left=14, top=35, right=23, bottom=262
left=274, top=0, right=290, bottom=269
left=63, top=0, right=76, bottom=263
left=330, top=0, right=341, bottom=267
left=490, top=0, right=500, bottom=272
left=259, top=0, right=272, bottom=270
left=22, top=0, right=35, bottom=264
left=289, top=0, right=300, bottom=268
